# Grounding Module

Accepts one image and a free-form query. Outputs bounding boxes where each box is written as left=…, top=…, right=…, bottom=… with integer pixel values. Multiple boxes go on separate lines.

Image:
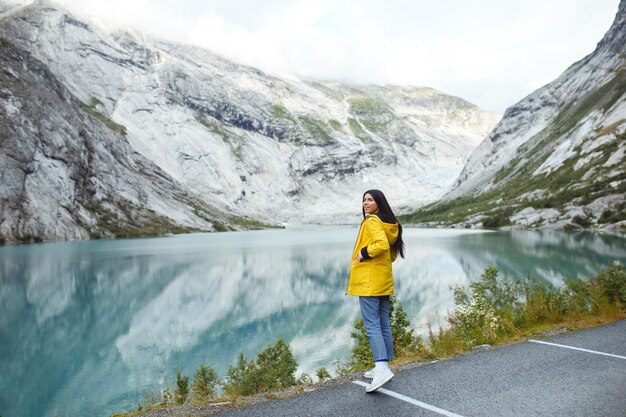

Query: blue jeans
left=359, top=296, right=394, bottom=362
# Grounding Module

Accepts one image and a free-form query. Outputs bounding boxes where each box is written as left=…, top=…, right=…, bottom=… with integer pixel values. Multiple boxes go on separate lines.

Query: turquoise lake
left=0, top=227, right=625, bottom=417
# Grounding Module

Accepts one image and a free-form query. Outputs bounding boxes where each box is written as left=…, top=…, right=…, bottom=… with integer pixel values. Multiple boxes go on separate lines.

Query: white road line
left=352, top=380, right=466, bottom=417
left=529, top=339, right=626, bottom=360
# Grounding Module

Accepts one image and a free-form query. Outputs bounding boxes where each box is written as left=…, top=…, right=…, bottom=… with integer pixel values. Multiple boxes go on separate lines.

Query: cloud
left=18, top=0, right=621, bottom=112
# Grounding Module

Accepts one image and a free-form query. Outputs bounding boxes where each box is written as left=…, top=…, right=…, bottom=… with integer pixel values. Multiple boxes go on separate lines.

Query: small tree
left=350, top=318, right=373, bottom=370
left=316, top=367, right=331, bottom=381
left=223, top=352, right=257, bottom=396
left=191, top=364, right=218, bottom=405
left=390, top=296, right=421, bottom=356
left=223, top=340, right=299, bottom=396
left=296, top=373, right=313, bottom=384
left=174, top=369, right=189, bottom=405
left=350, top=296, right=422, bottom=370
left=597, top=261, right=626, bottom=305
left=162, top=385, right=172, bottom=404
left=255, top=339, right=298, bottom=390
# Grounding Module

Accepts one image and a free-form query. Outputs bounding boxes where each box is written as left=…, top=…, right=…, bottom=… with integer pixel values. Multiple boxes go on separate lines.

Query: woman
left=347, top=189, right=405, bottom=393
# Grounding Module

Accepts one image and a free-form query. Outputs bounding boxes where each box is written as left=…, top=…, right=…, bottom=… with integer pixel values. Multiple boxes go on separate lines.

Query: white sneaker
left=365, top=368, right=394, bottom=392
left=363, top=367, right=376, bottom=378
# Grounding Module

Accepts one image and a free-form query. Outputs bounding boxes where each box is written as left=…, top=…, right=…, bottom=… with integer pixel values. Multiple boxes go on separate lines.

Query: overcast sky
left=28, top=0, right=621, bottom=112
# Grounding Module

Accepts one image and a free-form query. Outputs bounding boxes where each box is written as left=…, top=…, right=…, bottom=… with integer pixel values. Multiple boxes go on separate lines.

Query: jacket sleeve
left=362, top=217, right=390, bottom=258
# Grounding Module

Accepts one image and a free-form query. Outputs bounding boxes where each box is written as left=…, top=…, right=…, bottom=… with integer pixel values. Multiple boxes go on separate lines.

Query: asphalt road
left=216, top=319, right=626, bottom=417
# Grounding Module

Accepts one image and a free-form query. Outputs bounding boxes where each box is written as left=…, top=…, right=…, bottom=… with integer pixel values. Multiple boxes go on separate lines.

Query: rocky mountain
left=403, top=0, right=626, bottom=232
left=0, top=0, right=499, bottom=242
left=0, top=37, right=259, bottom=243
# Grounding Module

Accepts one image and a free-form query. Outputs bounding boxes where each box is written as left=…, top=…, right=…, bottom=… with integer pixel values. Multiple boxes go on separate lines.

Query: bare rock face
left=0, top=0, right=500, bottom=243
left=0, top=38, right=239, bottom=243
left=432, top=0, right=626, bottom=231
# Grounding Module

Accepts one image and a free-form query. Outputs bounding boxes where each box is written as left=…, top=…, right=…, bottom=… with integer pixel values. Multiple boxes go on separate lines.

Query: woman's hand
left=355, top=252, right=363, bottom=262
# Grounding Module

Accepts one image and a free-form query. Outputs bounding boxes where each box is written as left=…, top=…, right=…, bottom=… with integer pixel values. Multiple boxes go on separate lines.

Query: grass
left=347, top=96, right=392, bottom=116
left=228, top=215, right=281, bottom=230
left=348, top=117, right=372, bottom=143
left=185, top=200, right=278, bottom=232
left=81, top=97, right=128, bottom=137
left=347, top=96, right=394, bottom=135
left=298, top=116, right=335, bottom=143
left=493, top=156, right=522, bottom=183
left=85, top=200, right=198, bottom=238
left=361, top=118, right=391, bottom=134
left=195, top=114, right=231, bottom=141
left=271, top=104, right=296, bottom=123
left=328, top=119, right=344, bottom=133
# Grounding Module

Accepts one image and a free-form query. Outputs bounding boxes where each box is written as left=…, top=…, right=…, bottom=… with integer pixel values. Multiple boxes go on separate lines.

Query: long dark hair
left=362, top=189, right=405, bottom=259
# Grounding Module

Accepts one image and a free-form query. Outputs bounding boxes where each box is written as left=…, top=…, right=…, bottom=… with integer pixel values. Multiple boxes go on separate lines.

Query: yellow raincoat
left=347, top=214, right=399, bottom=296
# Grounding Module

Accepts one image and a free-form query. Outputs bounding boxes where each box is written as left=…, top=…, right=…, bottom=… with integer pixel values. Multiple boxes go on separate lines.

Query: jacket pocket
left=350, top=261, right=371, bottom=289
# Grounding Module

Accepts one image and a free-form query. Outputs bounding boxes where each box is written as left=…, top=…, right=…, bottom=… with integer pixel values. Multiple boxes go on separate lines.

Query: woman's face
left=362, top=193, right=379, bottom=214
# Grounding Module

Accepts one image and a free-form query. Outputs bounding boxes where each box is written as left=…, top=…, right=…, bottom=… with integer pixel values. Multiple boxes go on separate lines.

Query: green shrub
left=450, top=287, right=503, bottom=347
left=347, top=96, right=392, bottom=116
left=563, top=277, right=598, bottom=315
left=572, top=215, right=591, bottom=227
left=482, top=211, right=512, bottom=229
left=599, top=209, right=614, bottom=223
left=450, top=266, right=525, bottom=345
left=223, top=339, right=298, bottom=396
left=598, top=203, right=626, bottom=224
left=596, top=261, right=626, bottom=305
left=455, top=266, right=519, bottom=312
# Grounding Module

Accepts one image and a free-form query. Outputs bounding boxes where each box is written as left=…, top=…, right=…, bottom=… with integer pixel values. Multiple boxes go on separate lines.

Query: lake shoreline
left=2, top=221, right=625, bottom=247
